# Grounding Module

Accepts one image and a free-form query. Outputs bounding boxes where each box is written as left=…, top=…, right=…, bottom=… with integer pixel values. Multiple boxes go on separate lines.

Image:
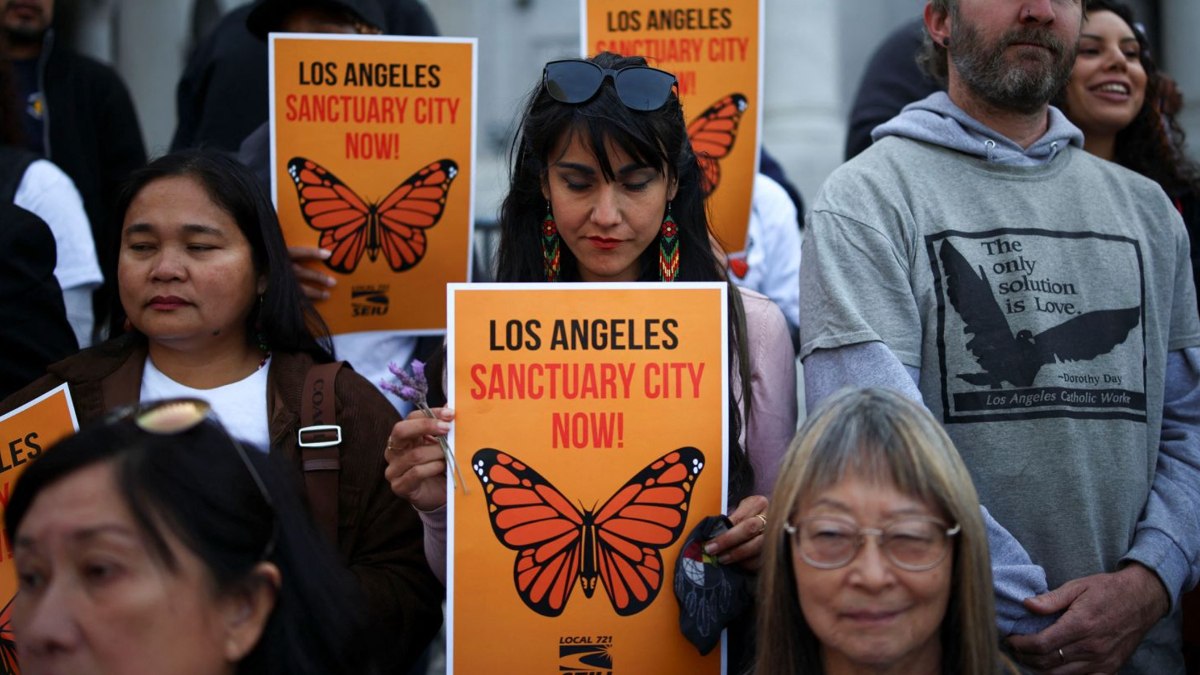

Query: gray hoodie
left=803, top=91, right=1200, bottom=673
left=871, top=91, right=1083, bottom=166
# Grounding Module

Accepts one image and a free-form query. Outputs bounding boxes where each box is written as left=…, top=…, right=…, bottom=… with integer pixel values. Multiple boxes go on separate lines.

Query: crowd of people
left=0, top=0, right=1198, bottom=673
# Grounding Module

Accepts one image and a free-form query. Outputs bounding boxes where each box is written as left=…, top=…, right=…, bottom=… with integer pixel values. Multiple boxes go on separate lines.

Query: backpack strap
left=299, top=361, right=344, bottom=545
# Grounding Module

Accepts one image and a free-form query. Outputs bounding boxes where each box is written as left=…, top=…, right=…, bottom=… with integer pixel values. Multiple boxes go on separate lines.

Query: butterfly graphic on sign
left=0, top=597, right=16, bottom=675
left=286, top=157, right=458, bottom=274
left=471, top=447, right=705, bottom=617
left=687, top=93, right=747, bottom=197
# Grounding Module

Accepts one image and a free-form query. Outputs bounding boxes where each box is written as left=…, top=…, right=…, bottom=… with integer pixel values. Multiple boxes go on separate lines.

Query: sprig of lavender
left=381, top=359, right=466, bottom=493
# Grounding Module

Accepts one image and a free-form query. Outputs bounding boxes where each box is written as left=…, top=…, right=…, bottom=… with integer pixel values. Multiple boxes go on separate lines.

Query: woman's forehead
left=796, top=468, right=941, bottom=515
left=549, top=127, right=664, bottom=174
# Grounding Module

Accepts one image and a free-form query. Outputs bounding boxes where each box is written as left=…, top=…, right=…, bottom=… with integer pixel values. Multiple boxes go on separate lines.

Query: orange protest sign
left=270, top=35, right=476, bottom=334
left=446, top=283, right=728, bottom=674
left=0, top=384, right=79, bottom=672
left=583, top=0, right=762, bottom=252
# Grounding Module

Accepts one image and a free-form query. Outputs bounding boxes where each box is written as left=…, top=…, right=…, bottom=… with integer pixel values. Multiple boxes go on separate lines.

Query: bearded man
left=799, top=1, right=1200, bottom=672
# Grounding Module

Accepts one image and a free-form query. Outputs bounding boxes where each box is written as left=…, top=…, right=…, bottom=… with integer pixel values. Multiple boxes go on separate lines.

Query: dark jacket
left=844, top=18, right=940, bottom=160
left=36, top=31, right=146, bottom=271
left=0, top=335, right=443, bottom=674
left=171, top=0, right=438, bottom=153
left=0, top=203, right=75, bottom=400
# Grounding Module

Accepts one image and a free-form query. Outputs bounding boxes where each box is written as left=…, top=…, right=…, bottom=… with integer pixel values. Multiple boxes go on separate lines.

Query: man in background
left=1, top=0, right=145, bottom=338
left=801, top=1, right=1200, bottom=671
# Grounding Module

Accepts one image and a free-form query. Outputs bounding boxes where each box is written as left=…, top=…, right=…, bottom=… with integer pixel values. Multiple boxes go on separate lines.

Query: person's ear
left=540, top=172, right=551, bottom=203
left=256, top=273, right=268, bottom=296
left=221, top=562, right=281, bottom=663
left=925, top=3, right=952, bottom=49
left=666, top=175, right=679, bottom=203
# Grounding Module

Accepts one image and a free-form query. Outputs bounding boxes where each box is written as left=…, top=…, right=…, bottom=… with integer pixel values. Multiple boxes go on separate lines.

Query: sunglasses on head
left=543, top=59, right=677, bottom=112
left=110, top=398, right=277, bottom=558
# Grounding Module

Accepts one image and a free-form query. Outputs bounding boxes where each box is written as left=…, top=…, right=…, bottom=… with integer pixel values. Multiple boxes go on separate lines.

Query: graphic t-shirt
left=802, top=137, right=1200, bottom=614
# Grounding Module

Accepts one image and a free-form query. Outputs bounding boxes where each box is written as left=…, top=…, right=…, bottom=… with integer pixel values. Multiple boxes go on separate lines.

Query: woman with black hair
left=6, top=399, right=369, bottom=675
left=0, top=149, right=442, bottom=674
left=384, top=52, right=797, bottom=579
left=1057, top=0, right=1200, bottom=309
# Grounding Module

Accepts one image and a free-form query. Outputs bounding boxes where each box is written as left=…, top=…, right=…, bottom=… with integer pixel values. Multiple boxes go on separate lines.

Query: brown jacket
left=1, top=334, right=443, bottom=673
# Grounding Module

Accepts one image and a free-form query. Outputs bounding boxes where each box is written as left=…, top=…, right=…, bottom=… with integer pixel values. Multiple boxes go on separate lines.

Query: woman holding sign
left=386, top=52, right=796, bottom=574
left=0, top=149, right=441, bottom=674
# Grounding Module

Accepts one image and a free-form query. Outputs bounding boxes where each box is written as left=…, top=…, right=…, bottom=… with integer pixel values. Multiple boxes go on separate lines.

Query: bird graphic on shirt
left=939, top=240, right=1140, bottom=388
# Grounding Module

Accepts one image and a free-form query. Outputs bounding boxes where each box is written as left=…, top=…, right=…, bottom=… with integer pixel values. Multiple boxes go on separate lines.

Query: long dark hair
left=109, top=150, right=333, bottom=361
left=495, top=52, right=754, bottom=499
left=1062, top=1, right=1200, bottom=197
left=4, top=413, right=372, bottom=675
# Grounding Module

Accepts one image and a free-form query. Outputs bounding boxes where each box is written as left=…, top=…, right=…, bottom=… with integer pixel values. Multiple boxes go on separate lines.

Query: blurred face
left=281, top=7, right=360, bottom=34
left=1, top=0, right=52, bottom=41
left=791, top=475, right=953, bottom=674
left=118, top=176, right=265, bottom=353
left=1063, top=10, right=1146, bottom=139
left=948, top=0, right=1082, bottom=113
left=541, top=132, right=678, bottom=282
left=12, top=462, right=239, bottom=675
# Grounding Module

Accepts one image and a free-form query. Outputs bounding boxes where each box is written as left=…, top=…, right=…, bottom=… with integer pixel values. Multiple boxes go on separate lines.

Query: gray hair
left=920, top=1, right=957, bottom=86
left=754, top=388, right=1003, bottom=674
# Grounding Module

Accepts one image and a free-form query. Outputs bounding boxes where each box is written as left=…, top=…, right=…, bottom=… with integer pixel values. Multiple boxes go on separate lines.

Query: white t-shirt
left=728, top=173, right=800, bottom=332
left=333, top=331, right=417, bottom=414
left=139, top=356, right=272, bottom=452
left=15, top=159, right=102, bottom=292
left=16, top=159, right=103, bottom=347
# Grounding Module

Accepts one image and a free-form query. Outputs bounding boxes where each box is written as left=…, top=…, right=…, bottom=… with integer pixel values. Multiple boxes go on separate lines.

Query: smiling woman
left=1054, top=0, right=1200, bottom=311
left=1060, top=3, right=1147, bottom=160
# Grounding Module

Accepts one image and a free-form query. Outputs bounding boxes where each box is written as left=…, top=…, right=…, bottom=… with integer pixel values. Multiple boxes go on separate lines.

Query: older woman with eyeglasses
left=755, top=388, right=1010, bottom=675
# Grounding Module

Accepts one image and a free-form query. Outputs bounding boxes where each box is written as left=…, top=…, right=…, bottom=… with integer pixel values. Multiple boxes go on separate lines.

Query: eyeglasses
left=542, top=59, right=677, bottom=112
left=110, top=398, right=277, bottom=559
left=783, top=516, right=960, bottom=572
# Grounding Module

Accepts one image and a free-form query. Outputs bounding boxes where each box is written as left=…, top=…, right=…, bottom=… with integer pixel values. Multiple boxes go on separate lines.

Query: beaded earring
left=254, top=294, right=269, bottom=352
left=542, top=202, right=561, bottom=282
left=658, top=202, right=679, bottom=282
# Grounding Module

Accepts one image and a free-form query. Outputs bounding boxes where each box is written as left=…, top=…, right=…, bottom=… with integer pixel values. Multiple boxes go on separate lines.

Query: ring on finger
left=1058, top=648, right=1066, bottom=664
left=755, top=513, right=767, bottom=533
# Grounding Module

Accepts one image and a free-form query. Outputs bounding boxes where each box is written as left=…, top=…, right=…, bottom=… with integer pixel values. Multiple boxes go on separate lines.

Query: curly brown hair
left=1058, top=0, right=1200, bottom=196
